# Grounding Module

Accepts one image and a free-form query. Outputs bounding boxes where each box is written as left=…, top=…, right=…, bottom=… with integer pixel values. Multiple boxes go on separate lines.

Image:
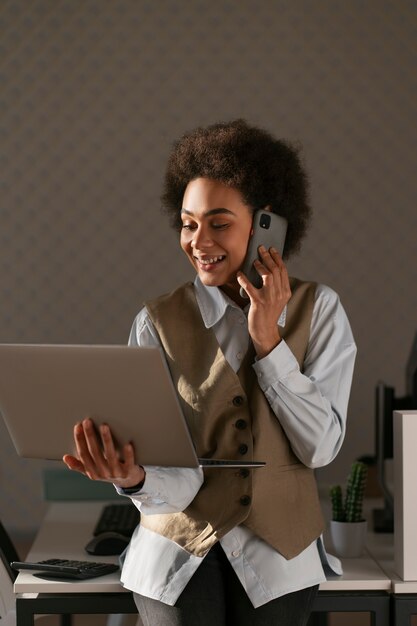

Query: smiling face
left=180, top=177, right=253, bottom=302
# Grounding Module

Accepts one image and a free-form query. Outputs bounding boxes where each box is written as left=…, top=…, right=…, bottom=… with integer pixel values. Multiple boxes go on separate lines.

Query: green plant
left=330, top=461, right=368, bottom=523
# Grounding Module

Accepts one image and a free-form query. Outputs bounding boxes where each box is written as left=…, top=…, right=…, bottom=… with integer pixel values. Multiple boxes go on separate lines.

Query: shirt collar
left=193, top=276, right=287, bottom=328
left=193, top=276, right=236, bottom=328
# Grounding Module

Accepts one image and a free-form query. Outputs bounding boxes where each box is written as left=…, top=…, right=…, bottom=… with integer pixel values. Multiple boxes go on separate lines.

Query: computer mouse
left=84, top=532, right=131, bottom=556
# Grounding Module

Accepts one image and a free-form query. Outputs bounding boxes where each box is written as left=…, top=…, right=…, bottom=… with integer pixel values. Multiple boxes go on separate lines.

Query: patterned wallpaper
left=1, top=0, right=416, bottom=536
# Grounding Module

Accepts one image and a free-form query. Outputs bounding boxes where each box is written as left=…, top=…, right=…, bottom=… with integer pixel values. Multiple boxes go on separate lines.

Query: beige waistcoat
left=141, top=278, right=324, bottom=560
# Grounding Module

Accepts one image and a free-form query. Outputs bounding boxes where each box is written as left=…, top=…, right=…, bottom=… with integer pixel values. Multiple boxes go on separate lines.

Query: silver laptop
left=0, top=344, right=265, bottom=469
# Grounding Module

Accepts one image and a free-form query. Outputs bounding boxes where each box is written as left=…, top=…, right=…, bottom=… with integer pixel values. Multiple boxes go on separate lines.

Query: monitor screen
left=405, top=330, right=417, bottom=405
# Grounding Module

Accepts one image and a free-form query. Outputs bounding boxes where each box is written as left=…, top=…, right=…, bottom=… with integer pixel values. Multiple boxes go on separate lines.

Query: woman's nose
left=191, top=226, right=213, bottom=249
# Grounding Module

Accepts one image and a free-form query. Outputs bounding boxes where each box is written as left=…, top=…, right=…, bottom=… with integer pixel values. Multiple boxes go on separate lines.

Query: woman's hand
left=63, top=418, right=145, bottom=490
left=237, top=245, right=291, bottom=359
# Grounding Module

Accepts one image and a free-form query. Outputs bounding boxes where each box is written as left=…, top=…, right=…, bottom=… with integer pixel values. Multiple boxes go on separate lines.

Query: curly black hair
left=161, top=119, right=312, bottom=258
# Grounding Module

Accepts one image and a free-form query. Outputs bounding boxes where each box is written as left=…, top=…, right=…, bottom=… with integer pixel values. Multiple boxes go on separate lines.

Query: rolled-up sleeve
left=115, top=465, right=204, bottom=514
left=252, top=284, right=356, bottom=468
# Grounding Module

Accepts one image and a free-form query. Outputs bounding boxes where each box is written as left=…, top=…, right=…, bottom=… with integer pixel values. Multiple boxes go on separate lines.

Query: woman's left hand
left=237, top=245, right=291, bottom=359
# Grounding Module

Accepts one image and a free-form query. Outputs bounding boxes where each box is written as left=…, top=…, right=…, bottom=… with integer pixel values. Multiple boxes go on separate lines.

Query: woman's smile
left=194, top=254, right=226, bottom=269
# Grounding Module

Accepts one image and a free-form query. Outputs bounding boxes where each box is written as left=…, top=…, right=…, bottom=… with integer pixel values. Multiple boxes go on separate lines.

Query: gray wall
left=1, top=0, right=416, bottom=536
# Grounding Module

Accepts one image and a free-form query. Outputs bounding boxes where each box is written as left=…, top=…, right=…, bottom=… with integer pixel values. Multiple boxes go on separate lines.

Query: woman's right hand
left=63, top=418, right=145, bottom=490
left=237, top=245, right=291, bottom=359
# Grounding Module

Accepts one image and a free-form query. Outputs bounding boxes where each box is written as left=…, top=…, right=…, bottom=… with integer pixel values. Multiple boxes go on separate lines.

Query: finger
left=73, top=422, right=98, bottom=479
left=121, top=444, right=146, bottom=486
left=99, top=424, right=122, bottom=476
left=253, top=258, right=278, bottom=296
left=74, top=420, right=106, bottom=480
left=270, top=248, right=291, bottom=292
left=73, top=421, right=92, bottom=461
left=81, top=419, right=112, bottom=478
left=122, top=442, right=137, bottom=468
left=261, top=247, right=291, bottom=296
left=236, top=271, right=258, bottom=300
left=253, top=258, right=272, bottom=283
left=255, top=248, right=288, bottom=294
left=269, top=246, right=285, bottom=265
left=82, top=418, right=105, bottom=460
left=260, top=247, right=290, bottom=286
left=62, top=454, right=86, bottom=474
left=257, top=245, right=277, bottom=273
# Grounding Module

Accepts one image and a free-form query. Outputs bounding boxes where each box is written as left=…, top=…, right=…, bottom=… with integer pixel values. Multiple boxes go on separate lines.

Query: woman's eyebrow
left=181, top=208, right=235, bottom=217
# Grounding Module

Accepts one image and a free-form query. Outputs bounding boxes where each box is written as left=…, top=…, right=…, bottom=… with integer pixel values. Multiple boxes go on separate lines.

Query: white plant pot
left=329, top=520, right=368, bottom=558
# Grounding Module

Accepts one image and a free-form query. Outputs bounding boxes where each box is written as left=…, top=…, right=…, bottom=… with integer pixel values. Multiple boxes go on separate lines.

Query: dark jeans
left=134, top=543, right=319, bottom=626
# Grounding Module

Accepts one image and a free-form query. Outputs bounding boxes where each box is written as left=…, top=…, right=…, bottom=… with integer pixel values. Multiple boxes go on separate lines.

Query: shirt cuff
left=252, top=339, right=300, bottom=390
left=115, top=465, right=204, bottom=510
left=120, top=478, right=145, bottom=495
left=115, top=466, right=162, bottom=500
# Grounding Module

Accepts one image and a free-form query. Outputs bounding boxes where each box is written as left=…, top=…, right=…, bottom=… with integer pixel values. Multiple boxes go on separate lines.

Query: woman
left=64, top=119, right=356, bottom=626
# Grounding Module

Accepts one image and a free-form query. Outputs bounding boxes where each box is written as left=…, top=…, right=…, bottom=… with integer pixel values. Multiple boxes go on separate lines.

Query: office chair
left=0, top=519, right=20, bottom=624
left=0, top=519, right=75, bottom=626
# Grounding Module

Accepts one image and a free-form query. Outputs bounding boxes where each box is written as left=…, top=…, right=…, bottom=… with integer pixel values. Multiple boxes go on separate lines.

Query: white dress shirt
left=117, top=277, right=357, bottom=608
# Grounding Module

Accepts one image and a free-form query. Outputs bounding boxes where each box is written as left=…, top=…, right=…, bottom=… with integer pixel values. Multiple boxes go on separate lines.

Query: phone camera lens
left=260, top=214, right=271, bottom=229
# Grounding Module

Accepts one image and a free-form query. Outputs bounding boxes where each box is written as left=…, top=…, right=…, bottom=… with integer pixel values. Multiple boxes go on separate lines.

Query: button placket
left=232, top=395, right=244, bottom=407
left=238, top=444, right=248, bottom=455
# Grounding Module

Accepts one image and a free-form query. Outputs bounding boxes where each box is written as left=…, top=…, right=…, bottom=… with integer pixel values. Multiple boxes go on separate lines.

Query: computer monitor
left=405, top=331, right=417, bottom=405
left=373, top=382, right=395, bottom=533
left=373, top=330, right=417, bottom=533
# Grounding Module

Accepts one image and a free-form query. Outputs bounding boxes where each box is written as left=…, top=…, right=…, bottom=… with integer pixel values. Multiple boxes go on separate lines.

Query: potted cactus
left=329, top=461, right=368, bottom=557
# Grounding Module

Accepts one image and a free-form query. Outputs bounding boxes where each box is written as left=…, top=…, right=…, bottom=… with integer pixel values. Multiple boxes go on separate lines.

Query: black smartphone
left=239, top=210, right=288, bottom=298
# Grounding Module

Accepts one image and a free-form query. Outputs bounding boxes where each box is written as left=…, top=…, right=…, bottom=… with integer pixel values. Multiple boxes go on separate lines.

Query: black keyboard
left=11, top=558, right=119, bottom=580
left=93, top=503, right=140, bottom=538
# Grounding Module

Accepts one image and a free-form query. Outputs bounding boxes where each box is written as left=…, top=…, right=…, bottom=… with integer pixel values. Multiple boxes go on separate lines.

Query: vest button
left=239, top=468, right=250, bottom=478
left=235, top=419, right=247, bottom=430
left=240, top=495, right=251, bottom=506
left=233, top=395, right=244, bottom=407
left=238, top=444, right=248, bottom=455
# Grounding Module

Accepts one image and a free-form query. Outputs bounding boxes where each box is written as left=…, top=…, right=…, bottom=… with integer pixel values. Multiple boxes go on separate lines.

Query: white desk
left=367, top=530, right=417, bottom=624
left=14, top=501, right=127, bottom=594
left=14, top=502, right=392, bottom=626
left=14, top=502, right=136, bottom=626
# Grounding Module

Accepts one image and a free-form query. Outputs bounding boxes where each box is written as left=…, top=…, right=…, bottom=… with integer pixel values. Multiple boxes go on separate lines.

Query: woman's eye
left=182, top=223, right=197, bottom=231
left=212, top=222, right=229, bottom=230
